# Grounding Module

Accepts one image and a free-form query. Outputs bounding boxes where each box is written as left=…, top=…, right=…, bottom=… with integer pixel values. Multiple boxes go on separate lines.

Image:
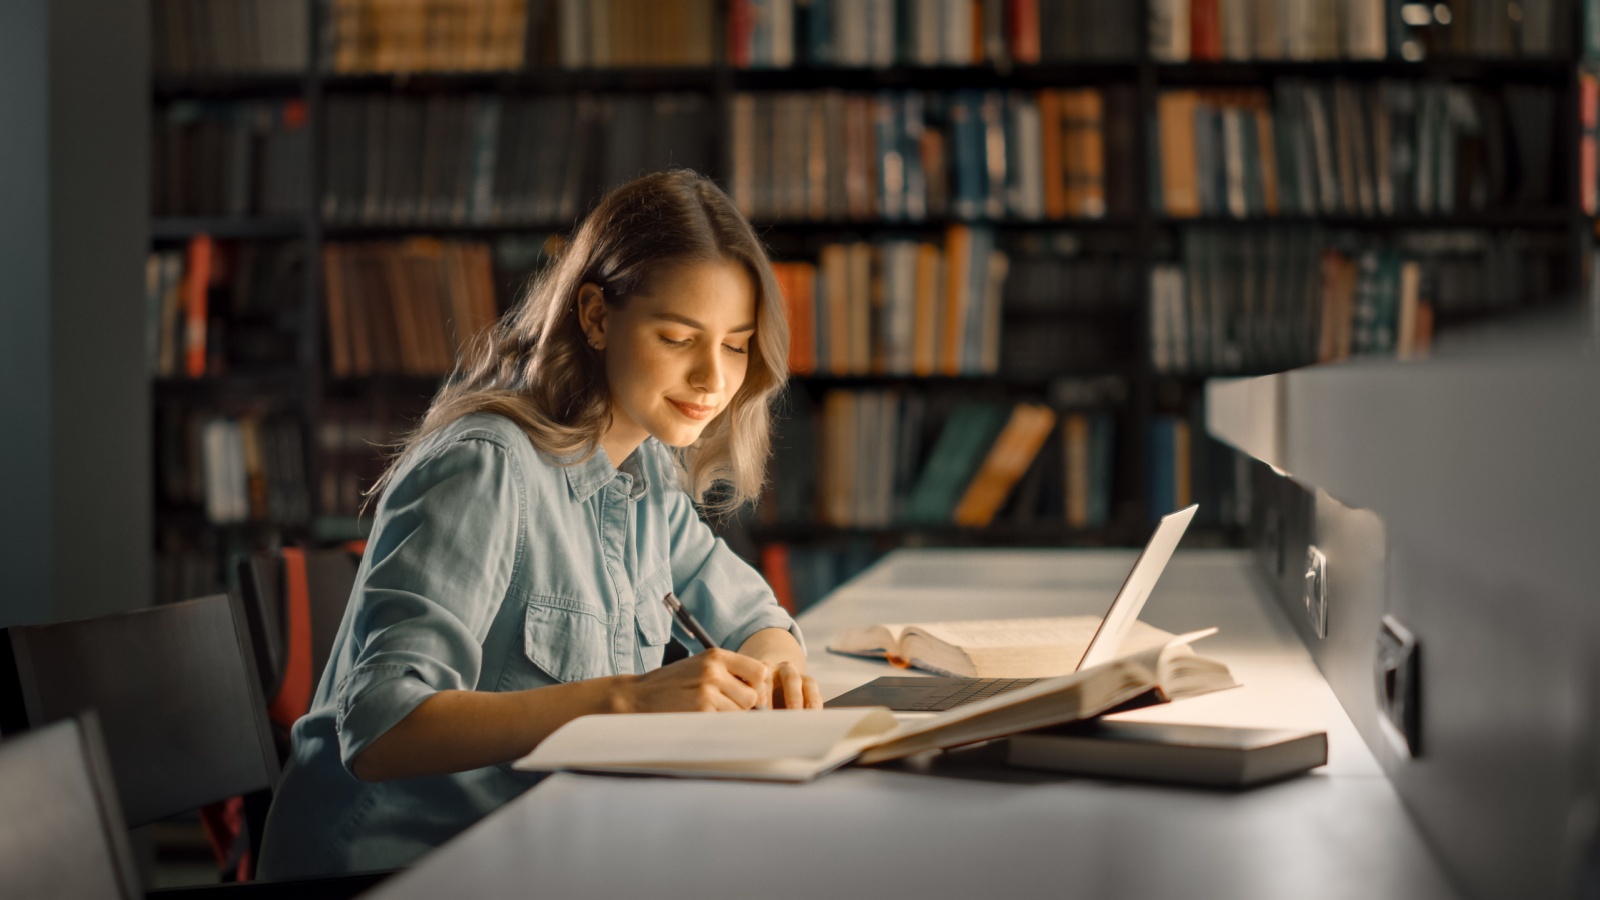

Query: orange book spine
left=760, top=543, right=796, bottom=614
left=940, top=225, right=971, bottom=376
left=1039, top=89, right=1065, bottom=219
left=183, top=235, right=214, bottom=378
left=952, top=404, right=1057, bottom=527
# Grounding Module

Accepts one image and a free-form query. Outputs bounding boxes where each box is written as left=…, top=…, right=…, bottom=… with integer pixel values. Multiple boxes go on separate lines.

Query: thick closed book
left=1004, top=720, right=1327, bottom=787
left=512, top=631, right=1236, bottom=780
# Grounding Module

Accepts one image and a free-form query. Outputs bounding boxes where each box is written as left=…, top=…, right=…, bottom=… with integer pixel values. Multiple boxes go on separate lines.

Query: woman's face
left=590, top=259, right=757, bottom=461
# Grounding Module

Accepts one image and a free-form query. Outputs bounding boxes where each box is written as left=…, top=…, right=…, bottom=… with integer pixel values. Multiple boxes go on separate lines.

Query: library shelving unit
left=147, top=0, right=1592, bottom=609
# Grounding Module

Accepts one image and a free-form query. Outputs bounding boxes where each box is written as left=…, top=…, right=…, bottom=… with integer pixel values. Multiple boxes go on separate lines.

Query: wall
left=0, top=0, right=150, bottom=625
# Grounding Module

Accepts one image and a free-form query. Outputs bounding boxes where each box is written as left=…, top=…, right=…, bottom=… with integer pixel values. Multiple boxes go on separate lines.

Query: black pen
left=662, top=592, right=717, bottom=650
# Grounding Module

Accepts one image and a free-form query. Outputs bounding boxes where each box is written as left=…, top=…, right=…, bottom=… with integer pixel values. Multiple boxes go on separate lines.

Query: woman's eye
left=659, top=336, right=690, bottom=347
left=723, top=344, right=749, bottom=356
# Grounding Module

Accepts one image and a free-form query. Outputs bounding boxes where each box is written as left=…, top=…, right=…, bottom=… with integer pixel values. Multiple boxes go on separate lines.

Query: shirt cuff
left=725, top=609, right=807, bottom=657
left=334, top=663, right=437, bottom=773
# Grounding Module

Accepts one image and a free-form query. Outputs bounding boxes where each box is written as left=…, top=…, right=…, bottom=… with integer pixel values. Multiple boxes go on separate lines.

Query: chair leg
left=241, top=789, right=273, bottom=881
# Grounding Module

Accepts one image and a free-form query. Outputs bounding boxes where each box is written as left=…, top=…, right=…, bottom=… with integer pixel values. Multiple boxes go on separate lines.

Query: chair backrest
left=0, top=593, right=280, bottom=829
left=0, top=712, right=142, bottom=899
left=237, top=547, right=359, bottom=722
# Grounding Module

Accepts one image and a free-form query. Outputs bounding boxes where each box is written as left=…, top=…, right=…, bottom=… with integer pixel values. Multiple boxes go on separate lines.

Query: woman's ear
left=576, top=283, right=607, bottom=350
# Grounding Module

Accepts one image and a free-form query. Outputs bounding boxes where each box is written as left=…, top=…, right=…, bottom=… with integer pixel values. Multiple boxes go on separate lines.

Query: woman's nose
left=689, top=344, right=725, bottom=394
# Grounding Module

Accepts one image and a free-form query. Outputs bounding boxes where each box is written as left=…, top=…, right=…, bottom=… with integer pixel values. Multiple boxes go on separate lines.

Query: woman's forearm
left=350, top=675, right=636, bottom=782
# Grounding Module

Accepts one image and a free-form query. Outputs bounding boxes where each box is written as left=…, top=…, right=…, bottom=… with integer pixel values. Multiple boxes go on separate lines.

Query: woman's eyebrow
left=651, top=311, right=756, bottom=333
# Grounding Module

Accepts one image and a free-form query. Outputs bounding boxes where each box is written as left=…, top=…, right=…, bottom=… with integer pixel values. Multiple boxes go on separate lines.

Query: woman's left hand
left=761, top=659, right=822, bottom=710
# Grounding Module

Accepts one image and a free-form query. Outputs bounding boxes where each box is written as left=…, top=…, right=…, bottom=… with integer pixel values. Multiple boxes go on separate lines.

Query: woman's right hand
left=624, top=647, right=770, bottom=713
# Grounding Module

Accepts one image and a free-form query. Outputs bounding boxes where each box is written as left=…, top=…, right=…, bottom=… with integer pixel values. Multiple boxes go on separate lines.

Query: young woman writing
left=257, top=170, right=819, bottom=878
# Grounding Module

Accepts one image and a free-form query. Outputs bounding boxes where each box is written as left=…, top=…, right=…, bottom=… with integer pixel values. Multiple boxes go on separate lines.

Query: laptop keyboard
left=903, top=678, right=1042, bottom=711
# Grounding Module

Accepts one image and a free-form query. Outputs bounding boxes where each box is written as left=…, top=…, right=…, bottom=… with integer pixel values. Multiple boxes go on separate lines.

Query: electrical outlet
left=1304, top=545, right=1328, bottom=638
left=1376, top=615, right=1421, bottom=758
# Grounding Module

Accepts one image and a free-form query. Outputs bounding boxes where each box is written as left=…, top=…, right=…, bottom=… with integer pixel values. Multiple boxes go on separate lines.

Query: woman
left=257, top=170, right=819, bottom=878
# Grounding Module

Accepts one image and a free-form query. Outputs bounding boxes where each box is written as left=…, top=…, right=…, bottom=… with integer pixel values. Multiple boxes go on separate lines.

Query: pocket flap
left=633, top=569, right=673, bottom=647
left=522, top=599, right=607, bottom=683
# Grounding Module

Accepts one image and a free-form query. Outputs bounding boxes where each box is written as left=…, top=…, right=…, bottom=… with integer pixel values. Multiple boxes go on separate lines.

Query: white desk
left=365, top=549, right=1460, bottom=899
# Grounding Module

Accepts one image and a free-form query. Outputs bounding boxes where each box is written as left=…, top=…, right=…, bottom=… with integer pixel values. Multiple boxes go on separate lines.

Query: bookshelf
left=147, top=0, right=1593, bottom=609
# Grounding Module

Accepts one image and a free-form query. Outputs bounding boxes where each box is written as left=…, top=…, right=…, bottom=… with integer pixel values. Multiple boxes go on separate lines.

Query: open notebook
left=513, top=628, right=1234, bottom=782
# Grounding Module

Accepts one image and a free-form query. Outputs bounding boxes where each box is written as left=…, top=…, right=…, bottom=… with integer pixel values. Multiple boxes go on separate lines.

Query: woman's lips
left=668, top=399, right=716, bottom=420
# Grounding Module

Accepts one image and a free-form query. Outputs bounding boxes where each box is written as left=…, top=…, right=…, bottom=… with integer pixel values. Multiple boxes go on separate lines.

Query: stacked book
left=155, top=403, right=311, bottom=527
left=729, top=0, right=1139, bottom=68
left=546, top=0, right=718, bottom=67
left=153, top=101, right=310, bottom=218
left=153, top=0, right=311, bottom=74
left=771, top=390, right=1118, bottom=531
left=315, top=401, right=419, bottom=527
left=731, top=87, right=1137, bottom=223
left=1152, top=81, right=1558, bottom=219
left=322, top=93, right=712, bottom=226
left=1148, top=227, right=1562, bottom=375
left=323, top=0, right=532, bottom=72
left=1149, top=0, right=1568, bottom=61
left=146, top=239, right=307, bottom=379
left=773, top=227, right=1008, bottom=378
left=321, top=239, right=501, bottom=378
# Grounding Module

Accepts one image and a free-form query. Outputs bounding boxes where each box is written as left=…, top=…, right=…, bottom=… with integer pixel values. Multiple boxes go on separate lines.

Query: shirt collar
left=561, top=441, right=652, bottom=503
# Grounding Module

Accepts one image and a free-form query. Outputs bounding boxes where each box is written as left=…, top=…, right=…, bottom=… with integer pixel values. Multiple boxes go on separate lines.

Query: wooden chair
left=0, top=712, right=142, bottom=899
left=0, top=593, right=279, bottom=875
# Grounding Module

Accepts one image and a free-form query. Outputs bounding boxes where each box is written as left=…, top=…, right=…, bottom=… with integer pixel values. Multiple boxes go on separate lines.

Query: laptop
left=825, top=504, right=1199, bottom=712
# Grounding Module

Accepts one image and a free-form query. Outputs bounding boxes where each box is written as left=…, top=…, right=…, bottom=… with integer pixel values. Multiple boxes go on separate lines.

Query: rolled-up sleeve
left=333, top=435, right=524, bottom=772
left=661, top=487, right=804, bottom=655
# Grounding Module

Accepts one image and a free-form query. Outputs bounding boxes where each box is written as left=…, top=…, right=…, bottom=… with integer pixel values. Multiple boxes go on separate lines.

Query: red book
left=1190, top=0, right=1222, bottom=62
left=1581, top=73, right=1597, bottom=216
left=1007, top=0, right=1040, bottom=64
left=727, top=0, right=751, bottom=67
left=760, top=543, right=796, bottom=614
left=182, top=235, right=214, bottom=378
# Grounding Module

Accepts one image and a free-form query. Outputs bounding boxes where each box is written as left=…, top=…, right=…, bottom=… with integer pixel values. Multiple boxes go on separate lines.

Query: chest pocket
left=633, top=567, right=674, bottom=672
left=515, top=595, right=609, bottom=686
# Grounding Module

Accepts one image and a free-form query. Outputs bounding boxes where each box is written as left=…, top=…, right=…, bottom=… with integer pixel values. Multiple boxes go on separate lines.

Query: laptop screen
left=1073, top=504, right=1198, bottom=671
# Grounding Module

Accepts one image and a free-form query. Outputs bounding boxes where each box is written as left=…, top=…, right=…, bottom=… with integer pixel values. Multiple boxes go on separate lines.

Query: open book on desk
left=513, top=629, right=1235, bottom=781
left=827, top=615, right=1181, bottom=678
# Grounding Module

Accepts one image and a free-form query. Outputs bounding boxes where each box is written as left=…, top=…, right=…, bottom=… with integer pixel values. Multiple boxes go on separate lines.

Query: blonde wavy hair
left=369, top=169, right=790, bottom=516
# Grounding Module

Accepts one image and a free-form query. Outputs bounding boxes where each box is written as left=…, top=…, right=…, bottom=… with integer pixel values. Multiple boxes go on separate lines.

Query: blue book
left=1088, top=412, right=1115, bottom=528
left=902, top=92, right=928, bottom=221
left=950, top=91, right=985, bottom=220
left=875, top=91, right=902, bottom=220
left=902, top=403, right=1010, bottom=524
left=961, top=226, right=996, bottom=373
left=1148, top=417, right=1176, bottom=524
left=807, top=0, right=833, bottom=65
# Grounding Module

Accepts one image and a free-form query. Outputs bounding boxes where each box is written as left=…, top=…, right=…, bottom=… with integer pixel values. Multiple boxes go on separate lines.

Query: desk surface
left=366, top=549, right=1460, bottom=900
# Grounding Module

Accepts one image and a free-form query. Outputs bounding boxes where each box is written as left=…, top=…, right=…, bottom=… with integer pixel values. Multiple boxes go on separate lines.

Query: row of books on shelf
left=1149, top=0, right=1571, bottom=63
left=152, top=0, right=311, bottom=75
left=153, top=101, right=310, bottom=218
left=327, top=0, right=537, bottom=72
left=1152, top=80, right=1559, bottom=219
left=731, top=87, right=1136, bottom=223
left=1147, top=227, right=1564, bottom=373
left=773, top=227, right=1008, bottom=377
left=1583, top=70, right=1600, bottom=215
left=766, top=388, right=1122, bottom=531
left=157, top=404, right=312, bottom=526
left=146, top=238, right=306, bottom=378
left=757, top=541, right=879, bottom=613
left=322, top=239, right=502, bottom=377
left=316, top=403, right=416, bottom=520
left=321, top=92, right=713, bottom=226
left=730, top=0, right=1139, bottom=68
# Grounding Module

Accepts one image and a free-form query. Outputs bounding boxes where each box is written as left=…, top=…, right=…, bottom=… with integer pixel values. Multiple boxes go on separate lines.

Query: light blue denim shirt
left=256, top=412, right=801, bottom=878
